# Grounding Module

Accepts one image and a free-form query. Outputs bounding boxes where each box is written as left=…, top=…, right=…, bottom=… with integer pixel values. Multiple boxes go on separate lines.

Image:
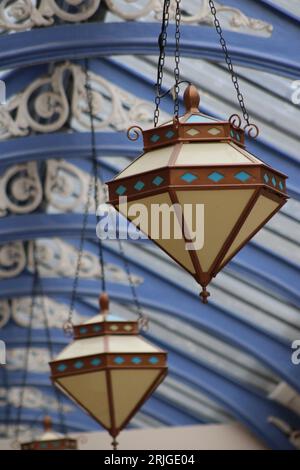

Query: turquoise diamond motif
left=134, top=181, right=145, bottom=191
left=235, top=171, right=251, bottom=182
left=116, top=185, right=126, bottom=196
left=74, top=360, right=84, bottom=369
left=131, top=357, right=142, bottom=364
left=79, top=327, right=88, bottom=334
left=149, top=356, right=159, bottom=364
left=236, top=133, right=241, bottom=141
left=272, top=176, right=276, bottom=187
left=114, top=356, right=125, bottom=365
left=57, top=363, right=67, bottom=372
left=152, top=176, right=164, bottom=186
left=264, top=174, right=269, bottom=183
left=230, top=130, right=235, bottom=138
left=279, top=181, right=284, bottom=190
left=165, top=130, right=175, bottom=139
left=150, top=134, right=160, bottom=143
left=93, top=325, right=102, bottom=332
left=90, top=358, right=102, bottom=367
left=181, top=172, right=198, bottom=183
left=208, top=171, right=224, bottom=183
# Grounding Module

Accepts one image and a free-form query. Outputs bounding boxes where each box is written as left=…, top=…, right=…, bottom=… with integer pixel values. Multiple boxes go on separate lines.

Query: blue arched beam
left=1, top=275, right=299, bottom=394
left=0, top=132, right=139, bottom=169
left=0, top=213, right=298, bottom=308
left=259, top=0, right=300, bottom=23
left=0, top=19, right=299, bottom=77
left=0, top=213, right=142, bottom=243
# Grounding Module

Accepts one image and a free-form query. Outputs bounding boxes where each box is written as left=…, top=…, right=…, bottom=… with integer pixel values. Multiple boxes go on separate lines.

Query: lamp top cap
left=184, top=84, right=200, bottom=113
left=43, top=416, right=52, bottom=431
left=99, top=292, right=109, bottom=315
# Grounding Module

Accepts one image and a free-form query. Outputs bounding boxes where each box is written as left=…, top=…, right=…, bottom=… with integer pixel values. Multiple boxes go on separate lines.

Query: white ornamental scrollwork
left=0, top=161, right=43, bottom=216
left=0, top=62, right=155, bottom=140
left=106, top=0, right=273, bottom=35
left=11, top=296, right=85, bottom=329
left=0, top=1, right=273, bottom=36
left=6, top=347, right=51, bottom=372
left=0, top=242, right=26, bottom=278
left=27, top=238, right=143, bottom=286
left=0, top=385, right=72, bottom=412
left=0, top=300, right=10, bottom=328
left=0, top=0, right=100, bottom=32
left=45, top=159, right=106, bottom=213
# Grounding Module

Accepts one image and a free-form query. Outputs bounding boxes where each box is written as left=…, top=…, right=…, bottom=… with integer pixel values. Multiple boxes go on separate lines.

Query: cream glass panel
left=220, top=195, right=280, bottom=267
left=57, top=371, right=111, bottom=428
left=229, top=142, right=263, bottom=164
left=115, top=146, right=175, bottom=179
left=175, top=142, right=257, bottom=166
left=176, top=189, right=254, bottom=272
left=118, top=192, right=195, bottom=274
left=56, top=336, right=105, bottom=360
left=111, top=369, right=162, bottom=429
left=108, top=336, right=160, bottom=353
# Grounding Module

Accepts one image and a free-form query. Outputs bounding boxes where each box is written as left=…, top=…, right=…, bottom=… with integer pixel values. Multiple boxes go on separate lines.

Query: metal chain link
left=65, top=60, right=106, bottom=334
left=65, top=158, right=95, bottom=335
left=34, top=246, right=68, bottom=436
left=208, top=0, right=251, bottom=126
left=117, top=239, right=148, bottom=331
left=154, top=0, right=170, bottom=127
left=173, top=0, right=181, bottom=120
left=15, top=241, right=38, bottom=439
left=84, top=59, right=106, bottom=295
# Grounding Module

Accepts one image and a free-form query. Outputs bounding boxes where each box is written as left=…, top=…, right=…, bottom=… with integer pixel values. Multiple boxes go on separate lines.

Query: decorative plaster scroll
left=0, top=242, right=26, bottom=278
left=0, top=1, right=273, bottom=36
left=0, top=162, right=42, bottom=216
left=27, top=238, right=143, bottom=286
left=0, top=62, right=155, bottom=139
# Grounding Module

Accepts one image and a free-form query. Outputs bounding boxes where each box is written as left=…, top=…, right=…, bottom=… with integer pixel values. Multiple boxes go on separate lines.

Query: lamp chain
left=64, top=60, right=106, bottom=334
left=154, top=0, right=170, bottom=127
left=117, top=239, right=148, bottom=331
left=15, top=241, right=37, bottom=439
left=208, top=0, right=257, bottom=131
left=173, top=0, right=181, bottom=121
left=37, top=265, right=68, bottom=436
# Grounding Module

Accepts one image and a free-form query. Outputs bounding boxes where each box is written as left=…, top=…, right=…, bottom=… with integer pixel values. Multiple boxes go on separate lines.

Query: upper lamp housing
left=107, top=85, right=288, bottom=302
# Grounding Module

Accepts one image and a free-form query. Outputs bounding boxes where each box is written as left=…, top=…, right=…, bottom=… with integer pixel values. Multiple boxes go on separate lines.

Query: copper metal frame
left=73, top=320, right=139, bottom=339
left=142, top=121, right=245, bottom=151
left=21, top=438, right=77, bottom=451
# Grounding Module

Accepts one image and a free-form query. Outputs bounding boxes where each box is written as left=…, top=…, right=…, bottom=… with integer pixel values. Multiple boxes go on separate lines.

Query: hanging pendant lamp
left=106, top=0, right=288, bottom=302
left=21, top=416, right=77, bottom=451
left=50, top=293, right=167, bottom=449
left=107, top=84, right=288, bottom=302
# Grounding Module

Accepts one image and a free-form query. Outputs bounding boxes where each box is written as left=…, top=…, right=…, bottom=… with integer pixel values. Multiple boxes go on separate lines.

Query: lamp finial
left=99, top=292, right=109, bottom=319
left=184, top=84, right=200, bottom=113
left=43, top=415, right=52, bottom=432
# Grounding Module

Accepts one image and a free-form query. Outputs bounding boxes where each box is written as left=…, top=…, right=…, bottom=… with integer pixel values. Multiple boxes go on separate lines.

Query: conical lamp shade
left=50, top=294, right=167, bottom=442
left=107, top=85, right=288, bottom=302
